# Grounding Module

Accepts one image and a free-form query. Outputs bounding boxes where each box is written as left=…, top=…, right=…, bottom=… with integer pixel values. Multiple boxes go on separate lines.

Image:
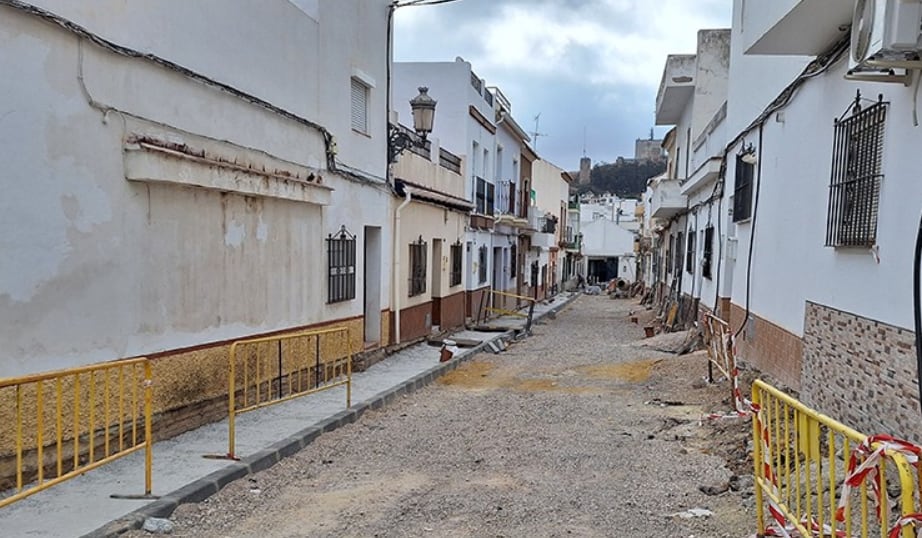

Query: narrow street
left=129, top=296, right=754, bottom=538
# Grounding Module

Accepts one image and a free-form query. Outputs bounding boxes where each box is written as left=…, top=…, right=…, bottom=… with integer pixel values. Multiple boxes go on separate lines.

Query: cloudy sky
left=394, top=0, right=731, bottom=170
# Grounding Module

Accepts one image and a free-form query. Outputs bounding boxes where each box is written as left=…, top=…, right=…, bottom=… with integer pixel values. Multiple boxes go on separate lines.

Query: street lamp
left=389, top=86, right=437, bottom=164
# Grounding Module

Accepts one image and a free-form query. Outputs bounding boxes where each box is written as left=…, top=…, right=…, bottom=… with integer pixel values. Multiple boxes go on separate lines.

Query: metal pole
left=314, top=335, right=321, bottom=389
left=277, top=340, right=283, bottom=400
left=143, top=361, right=153, bottom=497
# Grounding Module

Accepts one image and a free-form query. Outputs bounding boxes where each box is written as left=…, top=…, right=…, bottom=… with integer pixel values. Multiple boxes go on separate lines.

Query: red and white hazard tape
left=702, top=331, right=756, bottom=421
left=835, top=434, right=922, bottom=536
left=889, top=514, right=922, bottom=538
left=752, top=401, right=794, bottom=537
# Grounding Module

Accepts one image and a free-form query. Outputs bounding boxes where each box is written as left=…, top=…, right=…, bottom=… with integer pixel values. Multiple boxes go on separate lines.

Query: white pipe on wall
left=393, top=190, right=412, bottom=344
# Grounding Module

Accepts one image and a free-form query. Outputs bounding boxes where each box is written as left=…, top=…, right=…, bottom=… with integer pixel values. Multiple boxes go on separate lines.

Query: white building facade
left=394, top=59, right=533, bottom=317
left=0, top=1, right=394, bottom=417
left=718, top=0, right=922, bottom=438
left=651, top=30, right=731, bottom=324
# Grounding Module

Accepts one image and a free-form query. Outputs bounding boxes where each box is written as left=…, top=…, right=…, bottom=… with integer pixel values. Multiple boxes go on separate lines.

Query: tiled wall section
left=729, top=303, right=802, bottom=389
left=802, top=302, right=922, bottom=440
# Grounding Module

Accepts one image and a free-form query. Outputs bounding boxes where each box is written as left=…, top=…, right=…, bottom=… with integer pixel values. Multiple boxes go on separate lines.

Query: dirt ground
left=127, top=296, right=764, bottom=538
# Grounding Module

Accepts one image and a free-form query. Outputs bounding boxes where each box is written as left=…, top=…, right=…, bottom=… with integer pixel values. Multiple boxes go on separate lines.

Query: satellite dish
left=852, top=0, right=875, bottom=63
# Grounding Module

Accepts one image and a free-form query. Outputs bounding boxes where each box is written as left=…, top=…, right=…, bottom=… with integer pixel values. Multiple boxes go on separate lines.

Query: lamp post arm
left=388, top=126, right=426, bottom=164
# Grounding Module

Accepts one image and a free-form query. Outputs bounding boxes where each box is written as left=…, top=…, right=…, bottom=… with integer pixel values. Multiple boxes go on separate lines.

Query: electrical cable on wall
left=734, top=125, right=763, bottom=340
left=915, top=210, right=922, bottom=415
left=1, top=0, right=390, bottom=187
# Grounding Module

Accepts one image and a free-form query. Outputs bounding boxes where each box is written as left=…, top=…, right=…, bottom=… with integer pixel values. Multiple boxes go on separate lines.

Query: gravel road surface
left=127, top=296, right=755, bottom=538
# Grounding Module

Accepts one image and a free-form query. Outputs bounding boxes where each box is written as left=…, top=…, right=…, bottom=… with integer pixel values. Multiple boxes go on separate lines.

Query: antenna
left=649, top=127, right=654, bottom=141
left=531, top=113, right=548, bottom=150
left=582, top=126, right=587, bottom=157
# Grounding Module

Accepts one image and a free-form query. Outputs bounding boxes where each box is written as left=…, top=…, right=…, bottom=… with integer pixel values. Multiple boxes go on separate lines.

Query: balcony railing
left=495, top=180, right=518, bottom=217
left=561, top=227, right=581, bottom=250
left=537, top=214, right=557, bottom=234
left=439, top=148, right=461, bottom=174
left=470, top=72, right=482, bottom=95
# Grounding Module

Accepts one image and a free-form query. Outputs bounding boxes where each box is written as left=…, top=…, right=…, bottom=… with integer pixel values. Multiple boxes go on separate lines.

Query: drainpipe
left=393, top=190, right=412, bottom=345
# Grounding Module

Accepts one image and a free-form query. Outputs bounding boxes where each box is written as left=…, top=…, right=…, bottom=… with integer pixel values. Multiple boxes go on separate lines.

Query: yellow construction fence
left=218, top=327, right=353, bottom=460
left=0, top=357, right=153, bottom=508
left=753, top=380, right=920, bottom=538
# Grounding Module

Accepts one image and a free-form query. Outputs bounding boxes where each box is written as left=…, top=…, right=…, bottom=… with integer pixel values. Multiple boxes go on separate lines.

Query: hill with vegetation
left=581, top=159, right=666, bottom=199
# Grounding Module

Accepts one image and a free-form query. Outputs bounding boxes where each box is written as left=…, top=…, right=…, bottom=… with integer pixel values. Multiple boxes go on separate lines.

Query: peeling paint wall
left=0, top=1, right=392, bottom=377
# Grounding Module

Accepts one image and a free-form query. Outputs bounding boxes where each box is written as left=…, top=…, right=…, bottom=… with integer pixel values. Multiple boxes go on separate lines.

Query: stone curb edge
left=83, top=293, right=579, bottom=537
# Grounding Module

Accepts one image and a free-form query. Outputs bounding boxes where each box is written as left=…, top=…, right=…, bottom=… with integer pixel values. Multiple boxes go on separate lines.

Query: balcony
left=743, top=0, right=851, bottom=56
left=494, top=180, right=528, bottom=228
left=655, top=55, right=696, bottom=125
left=681, top=156, right=722, bottom=196
left=650, top=179, right=687, bottom=219
left=560, top=230, right=582, bottom=252
left=560, top=239, right=581, bottom=251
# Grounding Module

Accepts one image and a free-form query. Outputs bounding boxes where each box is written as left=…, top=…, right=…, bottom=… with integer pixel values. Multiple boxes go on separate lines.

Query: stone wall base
left=729, top=303, right=802, bottom=390
left=802, top=302, right=921, bottom=440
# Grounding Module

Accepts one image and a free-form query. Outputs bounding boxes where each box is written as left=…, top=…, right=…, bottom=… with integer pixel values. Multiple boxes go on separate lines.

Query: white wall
left=727, top=0, right=810, bottom=139
left=691, top=30, right=730, bottom=143
left=581, top=219, right=636, bottom=259
left=727, top=57, right=922, bottom=334
left=0, top=1, right=392, bottom=376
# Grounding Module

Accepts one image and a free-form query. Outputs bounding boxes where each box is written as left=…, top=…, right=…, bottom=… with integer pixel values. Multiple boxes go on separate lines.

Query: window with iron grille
left=486, top=182, right=495, bottom=216
left=702, top=226, right=714, bottom=279
left=734, top=155, right=754, bottom=223
left=327, top=227, right=356, bottom=303
left=478, top=245, right=488, bottom=284
left=674, top=232, right=684, bottom=274
left=665, top=239, right=672, bottom=275
left=350, top=78, right=369, bottom=134
left=408, top=237, right=427, bottom=297
left=510, top=245, right=517, bottom=278
left=826, top=98, right=888, bottom=247
left=685, top=230, right=696, bottom=273
left=450, top=242, right=462, bottom=287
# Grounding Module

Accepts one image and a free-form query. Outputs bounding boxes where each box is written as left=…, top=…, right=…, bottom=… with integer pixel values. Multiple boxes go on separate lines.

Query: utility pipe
left=393, top=190, right=412, bottom=345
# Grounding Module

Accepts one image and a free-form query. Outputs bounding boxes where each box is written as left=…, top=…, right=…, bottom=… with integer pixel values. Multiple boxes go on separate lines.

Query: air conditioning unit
left=849, top=0, right=922, bottom=71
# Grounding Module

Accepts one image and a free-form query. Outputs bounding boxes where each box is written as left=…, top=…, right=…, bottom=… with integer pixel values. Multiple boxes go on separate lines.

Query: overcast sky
left=394, top=0, right=731, bottom=170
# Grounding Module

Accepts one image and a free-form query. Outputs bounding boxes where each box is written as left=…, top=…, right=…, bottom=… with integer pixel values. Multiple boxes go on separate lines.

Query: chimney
left=579, top=157, right=591, bottom=184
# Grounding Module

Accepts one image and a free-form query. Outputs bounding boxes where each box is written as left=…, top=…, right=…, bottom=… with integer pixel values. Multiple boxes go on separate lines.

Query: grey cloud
left=394, top=0, right=731, bottom=170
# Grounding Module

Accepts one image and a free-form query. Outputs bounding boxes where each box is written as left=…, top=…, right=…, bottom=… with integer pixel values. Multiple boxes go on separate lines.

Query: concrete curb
left=83, top=293, right=579, bottom=537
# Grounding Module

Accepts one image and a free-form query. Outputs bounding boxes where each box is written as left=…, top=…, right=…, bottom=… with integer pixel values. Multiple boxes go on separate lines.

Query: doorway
left=431, top=239, right=443, bottom=325
left=363, top=226, right=382, bottom=345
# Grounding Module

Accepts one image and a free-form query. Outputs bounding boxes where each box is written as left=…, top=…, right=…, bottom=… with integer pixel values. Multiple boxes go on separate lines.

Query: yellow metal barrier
left=485, top=289, right=536, bottom=318
left=752, top=380, right=918, bottom=538
left=477, top=289, right=537, bottom=333
left=702, top=313, right=734, bottom=381
left=0, top=358, right=154, bottom=508
left=216, top=327, right=353, bottom=460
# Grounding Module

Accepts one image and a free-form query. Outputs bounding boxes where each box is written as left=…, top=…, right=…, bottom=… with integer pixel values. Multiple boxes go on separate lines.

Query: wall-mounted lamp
left=388, top=87, right=437, bottom=164
left=739, top=143, right=758, bottom=165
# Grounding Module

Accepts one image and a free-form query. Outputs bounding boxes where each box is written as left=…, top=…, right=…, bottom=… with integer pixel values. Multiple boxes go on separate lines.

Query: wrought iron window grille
left=826, top=91, right=887, bottom=248
left=327, top=226, right=356, bottom=304
left=450, top=241, right=463, bottom=287
left=733, top=148, right=755, bottom=223
left=409, top=236, right=427, bottom=297
left=702, top=226, right=714, bottom=279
